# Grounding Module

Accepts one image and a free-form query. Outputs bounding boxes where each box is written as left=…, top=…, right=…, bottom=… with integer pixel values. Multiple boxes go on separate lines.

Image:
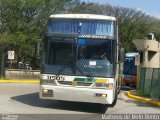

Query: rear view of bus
left=123, top=53, right=139, bottom=86
left=39, top=14, right=123, bottom=112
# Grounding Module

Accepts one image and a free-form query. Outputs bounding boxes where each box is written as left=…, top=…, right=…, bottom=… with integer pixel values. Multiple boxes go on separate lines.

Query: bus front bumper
left=39, top=85, right=114, bottom=105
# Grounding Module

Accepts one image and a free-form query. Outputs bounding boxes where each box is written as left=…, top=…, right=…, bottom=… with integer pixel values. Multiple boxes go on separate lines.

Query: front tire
left=100, top=104, right=107, bottom=114
left=126, top=83, right=130, bottom=86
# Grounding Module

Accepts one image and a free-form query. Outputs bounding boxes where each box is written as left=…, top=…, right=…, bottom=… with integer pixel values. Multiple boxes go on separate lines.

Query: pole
left=136, top=64, right=141, bottom=92
left=1, top=51, right=5, bottom=78
left=10, top=59, right=12, bottom=69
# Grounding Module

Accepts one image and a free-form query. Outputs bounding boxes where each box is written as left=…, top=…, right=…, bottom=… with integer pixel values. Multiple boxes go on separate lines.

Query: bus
left=39, top=14, right=124, bottom=112
left=123, top=53, right=139, bottom=86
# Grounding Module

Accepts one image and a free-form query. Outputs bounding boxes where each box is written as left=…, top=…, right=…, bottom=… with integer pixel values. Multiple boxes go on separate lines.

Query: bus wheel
left=117, top=86, right=121, bottom=94
left=100, top=104, right=107, bottom=114
left=126, top=83, right=130, bottom=86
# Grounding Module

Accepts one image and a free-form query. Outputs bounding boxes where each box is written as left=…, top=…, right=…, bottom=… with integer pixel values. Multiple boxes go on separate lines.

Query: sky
left=81, top=0, right=160, bottom=18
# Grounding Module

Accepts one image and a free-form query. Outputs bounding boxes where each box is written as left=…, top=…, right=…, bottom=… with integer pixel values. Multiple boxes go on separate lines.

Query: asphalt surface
left=0, top=83, right=159, bottom=120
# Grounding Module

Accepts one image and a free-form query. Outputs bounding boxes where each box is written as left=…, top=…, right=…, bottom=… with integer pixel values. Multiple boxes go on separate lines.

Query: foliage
left=0, top=0, right=160, bottom=69
left=70, top=2, right=160, bottom=51
left=0, top=0, right=76, bottom=69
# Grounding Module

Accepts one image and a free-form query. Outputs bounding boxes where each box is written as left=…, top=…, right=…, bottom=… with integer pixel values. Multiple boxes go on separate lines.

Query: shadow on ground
left=11, top=92, right=108, bottom=114
left=121, top=84, right=136, bottom=91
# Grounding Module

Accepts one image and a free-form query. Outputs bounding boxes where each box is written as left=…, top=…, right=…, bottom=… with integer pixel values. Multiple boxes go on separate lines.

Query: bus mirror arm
left=116, top=43, right=125, bottom=63
left=120, top=48, right=125, bottom=62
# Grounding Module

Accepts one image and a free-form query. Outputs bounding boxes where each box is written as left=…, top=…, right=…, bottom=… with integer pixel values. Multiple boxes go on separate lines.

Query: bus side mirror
left=119, top=48, right=125, bottom=62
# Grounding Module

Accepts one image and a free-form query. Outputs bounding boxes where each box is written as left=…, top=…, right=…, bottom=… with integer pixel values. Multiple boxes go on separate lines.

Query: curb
left=126, top=91, right=160, bottom=107
left=0, top=80, right=40, bottom=83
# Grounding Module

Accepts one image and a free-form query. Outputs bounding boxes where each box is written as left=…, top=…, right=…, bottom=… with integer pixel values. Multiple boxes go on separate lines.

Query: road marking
left=127, top=91, right=160, bottom=107
left=0, top=80, right=40, bottom=83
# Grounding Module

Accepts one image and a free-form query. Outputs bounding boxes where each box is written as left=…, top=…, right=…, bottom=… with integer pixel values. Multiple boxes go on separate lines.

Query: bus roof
left=125, top=53, right=139, bottom=57
left=49, top=14, right=116, bottom=21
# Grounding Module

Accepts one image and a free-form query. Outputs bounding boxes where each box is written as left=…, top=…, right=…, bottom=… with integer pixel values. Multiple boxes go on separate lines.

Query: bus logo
left=72, top=81, right=77, bottom=86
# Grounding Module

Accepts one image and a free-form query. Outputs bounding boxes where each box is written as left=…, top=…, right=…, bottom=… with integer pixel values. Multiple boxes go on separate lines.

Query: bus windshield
left=43, top=38, right=115, bottom=77
left=123, top=57, right=137, bottom=75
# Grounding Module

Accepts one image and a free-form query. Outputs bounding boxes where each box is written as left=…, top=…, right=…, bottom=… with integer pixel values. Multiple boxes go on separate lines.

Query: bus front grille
left=57, top=81, right=93, bottom=86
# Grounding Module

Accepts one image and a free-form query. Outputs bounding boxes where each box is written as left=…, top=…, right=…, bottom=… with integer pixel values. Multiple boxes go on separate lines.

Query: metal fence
left=139, top=68, right=160, bottom=100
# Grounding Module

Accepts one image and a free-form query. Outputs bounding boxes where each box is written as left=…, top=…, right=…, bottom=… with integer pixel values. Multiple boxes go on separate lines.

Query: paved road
left=0, top=83, right=159, bottom=120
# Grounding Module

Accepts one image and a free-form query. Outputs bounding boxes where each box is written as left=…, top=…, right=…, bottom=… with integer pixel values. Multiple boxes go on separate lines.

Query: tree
left=70, top=2, right=158, bottom=52
left=148, top=19, right=160, bottom=41
left=0, top=0, right=78, bottom=69
left=0, top=0, right=160, bottom=70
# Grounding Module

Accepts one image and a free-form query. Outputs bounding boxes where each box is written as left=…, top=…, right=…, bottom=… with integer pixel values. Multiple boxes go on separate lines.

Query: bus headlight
left=40, top=79, right=57, bottom=85
left=42, top=89, right=53, bottom=97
